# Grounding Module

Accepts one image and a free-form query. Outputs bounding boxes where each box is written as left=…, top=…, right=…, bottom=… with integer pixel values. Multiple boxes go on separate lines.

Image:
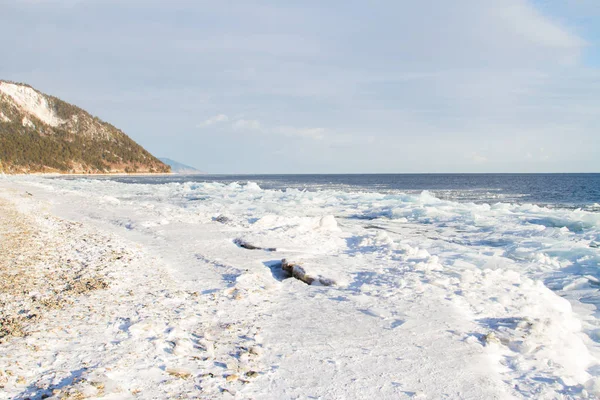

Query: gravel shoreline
left=0, top=195, right=118, bottom=342
left=0, top=190, right=265, bottom=399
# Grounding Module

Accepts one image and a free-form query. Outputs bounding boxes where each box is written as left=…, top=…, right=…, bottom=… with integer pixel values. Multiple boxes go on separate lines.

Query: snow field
left=1, top=176, right=599, bottom=398
left=0, top=192, right=269, bottom=399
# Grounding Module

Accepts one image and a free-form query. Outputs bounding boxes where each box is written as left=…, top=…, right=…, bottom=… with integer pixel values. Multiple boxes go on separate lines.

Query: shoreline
left=1, top=177, right=599, bottom=399
left=0, top=194, right=112, bottom=341
left=2, top=172, right=175, bottom=177
left=0, top=185, right=266, bottom=399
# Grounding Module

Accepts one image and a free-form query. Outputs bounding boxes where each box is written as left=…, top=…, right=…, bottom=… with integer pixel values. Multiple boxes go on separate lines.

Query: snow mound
left=318, top=215, right=340, bottom=231
left=245, top=182, right=262, bottom=191
left=253, top=214, right=340, bottom=232
left=0, top=82, right=65, bottom=127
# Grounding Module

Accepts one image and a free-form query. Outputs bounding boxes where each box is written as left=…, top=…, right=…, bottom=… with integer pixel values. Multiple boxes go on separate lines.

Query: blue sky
left=1, top=0, right=599, bottom=173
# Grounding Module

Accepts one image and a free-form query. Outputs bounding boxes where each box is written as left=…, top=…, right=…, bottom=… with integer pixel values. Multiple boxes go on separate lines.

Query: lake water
left=71, top=173, right=600, bottom=210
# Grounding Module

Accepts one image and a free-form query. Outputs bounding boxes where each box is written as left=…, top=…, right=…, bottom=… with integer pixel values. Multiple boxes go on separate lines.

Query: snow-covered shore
left=1, top=176, right=600, bottom=399
left=0, top=189, right=266, bottom=399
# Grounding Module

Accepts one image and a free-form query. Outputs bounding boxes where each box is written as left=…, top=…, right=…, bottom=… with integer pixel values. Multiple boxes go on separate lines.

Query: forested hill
left=0, top=80, right=170, bottom=174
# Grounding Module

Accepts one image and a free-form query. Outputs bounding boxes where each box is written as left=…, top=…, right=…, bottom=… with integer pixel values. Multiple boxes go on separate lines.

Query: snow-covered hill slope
left=0, top=82, right=64, bottom=127
left=0, top=80, right=170, bottom=174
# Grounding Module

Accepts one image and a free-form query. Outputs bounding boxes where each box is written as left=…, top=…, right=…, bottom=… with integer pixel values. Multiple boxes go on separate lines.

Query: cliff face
left=0, top=81, right=170, bottom=174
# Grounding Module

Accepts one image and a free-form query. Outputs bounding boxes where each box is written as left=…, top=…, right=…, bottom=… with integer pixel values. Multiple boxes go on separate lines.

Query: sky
left=1, top=0, right=599, bottom=173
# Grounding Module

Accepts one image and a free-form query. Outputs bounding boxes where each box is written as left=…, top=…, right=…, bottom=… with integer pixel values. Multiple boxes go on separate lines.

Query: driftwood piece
left=234, top=238, right=276, bottom=252
left=281, top=259, right=334, bottom=286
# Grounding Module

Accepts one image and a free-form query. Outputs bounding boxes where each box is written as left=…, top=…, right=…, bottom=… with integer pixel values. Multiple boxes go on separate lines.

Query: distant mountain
left=159, top=158, right=202, bottom=174
left=0, top=80, right=170, bottom=174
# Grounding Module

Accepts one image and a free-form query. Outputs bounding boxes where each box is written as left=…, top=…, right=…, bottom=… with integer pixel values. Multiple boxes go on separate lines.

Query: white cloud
left=493, top=1, right=585, bottom=50
left=198, top=114, right=229, bottom=128
left=470, top=153, right=488, bottom=164
left=229, top=117, right=327, bottom=141
left=275, top=126, right=326, bottom=140
left=232, top=119, right=262, bottom=131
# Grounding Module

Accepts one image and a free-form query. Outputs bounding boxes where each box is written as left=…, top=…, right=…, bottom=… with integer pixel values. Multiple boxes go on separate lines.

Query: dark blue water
left=63, top=174, right=600, bottom=210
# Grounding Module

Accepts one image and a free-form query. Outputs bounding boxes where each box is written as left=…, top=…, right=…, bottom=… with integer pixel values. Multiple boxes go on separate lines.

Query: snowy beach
left=1, top=176, right=600, bottom=399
